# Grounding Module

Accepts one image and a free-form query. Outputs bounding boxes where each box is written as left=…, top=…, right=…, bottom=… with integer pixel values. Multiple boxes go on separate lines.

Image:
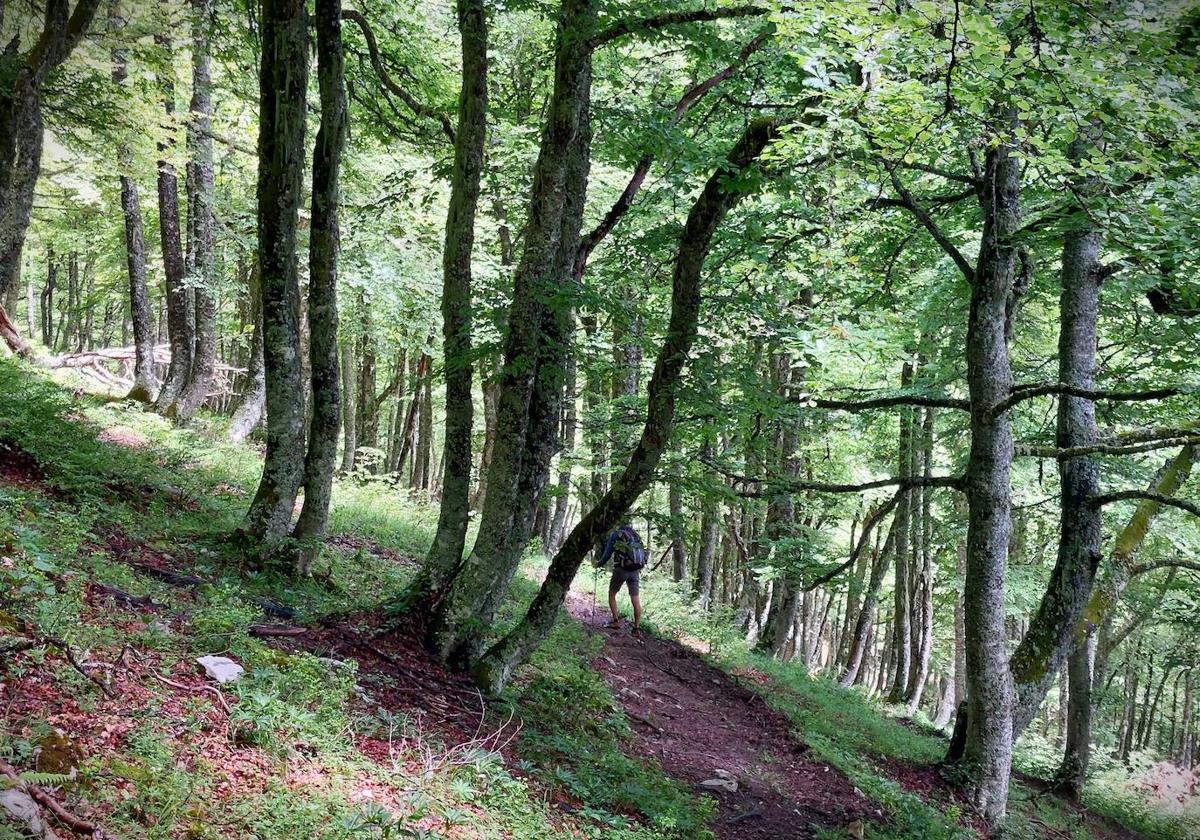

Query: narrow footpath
left=566, top=595, right=876, bottom=839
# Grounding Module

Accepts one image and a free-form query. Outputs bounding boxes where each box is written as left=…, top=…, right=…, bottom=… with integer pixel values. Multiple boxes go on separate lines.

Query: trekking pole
left=591, top=564, right=598, bottom=621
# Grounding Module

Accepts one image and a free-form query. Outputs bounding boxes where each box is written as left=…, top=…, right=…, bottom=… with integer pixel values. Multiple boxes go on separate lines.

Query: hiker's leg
left=607, top=571, right=621, bottom=625
left=631, top=593, right=642, bottom=630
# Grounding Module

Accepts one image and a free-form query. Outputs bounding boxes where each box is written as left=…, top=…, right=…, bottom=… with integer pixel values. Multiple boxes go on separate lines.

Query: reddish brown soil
left=566, top=596, right=876, bottom=839
left=0, top=441, right=45, bottom=488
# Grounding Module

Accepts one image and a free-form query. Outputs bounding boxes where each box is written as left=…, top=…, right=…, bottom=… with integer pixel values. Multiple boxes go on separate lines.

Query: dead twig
left=149, top=671, right=232, bottom=716
left=1, top=759, right=106, bottom=836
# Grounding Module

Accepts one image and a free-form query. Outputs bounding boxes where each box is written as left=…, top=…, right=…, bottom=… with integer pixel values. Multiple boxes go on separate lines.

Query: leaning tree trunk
left=291, top=0, right=348, bottom=575
left=472, top=118, right=778, bottom=695
left=957, top=126, right=1022, bottom=828
left=173, top=0, right=218, bottom=421
left=0, top=0, right=103, bottom=358
left=417, top=0, right=488, bottom=593
left=421, top=0, right=598, bottom=667
left=238, top=0, right=310, bottom=548
left=153, top=23, right=194, bottom=414
left=840, top=523, right=896, bottom=688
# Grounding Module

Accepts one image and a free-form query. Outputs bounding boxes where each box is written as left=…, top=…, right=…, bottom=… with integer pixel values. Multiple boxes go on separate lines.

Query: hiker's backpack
left=612, top=526, right=646, bottom=571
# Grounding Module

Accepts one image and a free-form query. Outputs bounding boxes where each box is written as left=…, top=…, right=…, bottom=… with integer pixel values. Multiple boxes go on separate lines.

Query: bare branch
left=341, top=9, right=455, bottom=142
left=887, top=169, right=975, bottom=282
left=1132, top=559, right=1200, bottom=576
left=993, top=382, right=1192, bottom=416
left=703, top=457, right=963, bottom=496
left=1016, top=436, right=1200, bottom=460
left=1091, top=491, right=1200, bottom=519
left=588, top=5, right=769, bottom=51
left=798, top=392, right=969, bottom=412
left=804, top=493, right=900, bottom=591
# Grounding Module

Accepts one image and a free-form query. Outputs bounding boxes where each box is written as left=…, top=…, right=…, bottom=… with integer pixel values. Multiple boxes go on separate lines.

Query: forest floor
left=1, top=359, right=1195, bottom=840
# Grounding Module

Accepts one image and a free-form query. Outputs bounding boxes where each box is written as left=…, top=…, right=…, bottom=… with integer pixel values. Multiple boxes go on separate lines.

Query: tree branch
left=887, top=169, right=975, bottom=282
left=1016, top=436, right=1200, bottom=460
left=1132, top=559, right=1200, bottom=576
left=341, top=9, right=455, bottom=142
left=588, top=5, right=769, bottom=51
left=798, top=392, right=969, bottom=412
left=993, top=382, right=1191, bottom=416
left=804, top=492, right=900, bottom=591
left=573, top=29, right=770, bottom=280
left=1091, top=491, right=1200, bottom=519
left=703, top=457, right=963, bottom=496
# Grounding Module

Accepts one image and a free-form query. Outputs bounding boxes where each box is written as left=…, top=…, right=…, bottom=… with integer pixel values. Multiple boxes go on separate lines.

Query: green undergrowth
left=0, top=360, right=705, bottom=839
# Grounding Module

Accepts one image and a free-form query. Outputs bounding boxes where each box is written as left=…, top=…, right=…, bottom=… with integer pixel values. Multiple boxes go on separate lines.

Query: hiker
left=595, top=521, right=646, bottom=632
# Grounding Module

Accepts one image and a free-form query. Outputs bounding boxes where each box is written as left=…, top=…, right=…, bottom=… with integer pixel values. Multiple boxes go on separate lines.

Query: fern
left=0, top=770, right=74, bottom=790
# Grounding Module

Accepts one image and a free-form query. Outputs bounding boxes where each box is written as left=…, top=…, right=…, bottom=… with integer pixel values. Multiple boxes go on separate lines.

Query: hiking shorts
left=609, top=567, right=640, bottom=596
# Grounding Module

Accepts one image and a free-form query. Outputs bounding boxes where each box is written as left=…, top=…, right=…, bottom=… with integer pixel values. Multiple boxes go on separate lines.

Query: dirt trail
left=566, top=595, right=875, bottom=839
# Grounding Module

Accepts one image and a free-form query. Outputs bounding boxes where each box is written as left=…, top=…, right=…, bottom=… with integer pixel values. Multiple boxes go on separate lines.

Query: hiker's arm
left=596, top=532, right=617, bottom=566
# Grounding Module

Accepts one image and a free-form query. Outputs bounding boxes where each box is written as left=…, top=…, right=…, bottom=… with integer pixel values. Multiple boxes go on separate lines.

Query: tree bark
left=958, top=124, right=1022, bottom=827
left=291, top=0, right=348, bottom=575
left=472, top=119, right=779, bottom=694
left=238, top=0, right=309, bottom=547
left=888, top=363, right=914, bottom=702
left=422, top=0, right=598, bottom=667
left=173, top=0, right=218, bottom=420
left=419, top=0, right=488, bottom=592
left=1009, top=131, right=1105, bottom=738
left=669, top=456, right=687, bottom=582
left=840, top=522, right=896, bottom=688
left=153, top=22, right=195, bottom=414
left=339, top=338, right=357, bottom=468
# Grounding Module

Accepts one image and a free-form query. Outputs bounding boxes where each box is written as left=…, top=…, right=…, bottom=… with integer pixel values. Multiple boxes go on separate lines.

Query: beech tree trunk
left=422, top=0, right=598, bottom=667
left=840, top=523, right=896, bottom=688
left=291, top=0, right=348, bottom=575
left=1009, top=130, right=1105, bottom=738
left=419, top=0, right=488, bottom=591
left=154, top=23, right=194, bottom=414
left=0, top=0, right=102, bottom=357
left=473, top=119, right=779, bottom=694
left=173, top=0, right=218, bottom=421
left=905, top=406, right=935, bottom=715
left=238, top=0, right=309, bottom=547
left=339, top=339, right=357, bottom=469
left=958, top=124, right=1022, bottom=828
left=887, top=363, right=914, bottom=703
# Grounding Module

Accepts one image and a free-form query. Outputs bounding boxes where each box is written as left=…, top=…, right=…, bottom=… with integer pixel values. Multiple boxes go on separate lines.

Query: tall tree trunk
left=238, top=0, right=309, bottom=547
left=422, top=0, right=598, bottom=667
left=905, top=406, right=936, bottom=715
left=473, top=118, right=778, bottom=694
left=339, top=339, right=357, bottom=469
left=693, top=441, right=719, bottom=610
left=154, top=20, right=194, bottom=413
left=1009, top=130, right=1105, bottom=738
left=669, top=455, right=687, bottom=582
left=419, top=0, right=488, bottom=591
left=291, top=0, right=348, bottom=575
left=548, top=352, right=578, bottom=553
left=840, top=522, right=896, bottom=688
left=887, top=363, right=914, bottom=702
left=957, top=125, right=1022, bottom=828
left=173, top=0, right=218, bottom=421
left=412, top=357, right=433, bottom=489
